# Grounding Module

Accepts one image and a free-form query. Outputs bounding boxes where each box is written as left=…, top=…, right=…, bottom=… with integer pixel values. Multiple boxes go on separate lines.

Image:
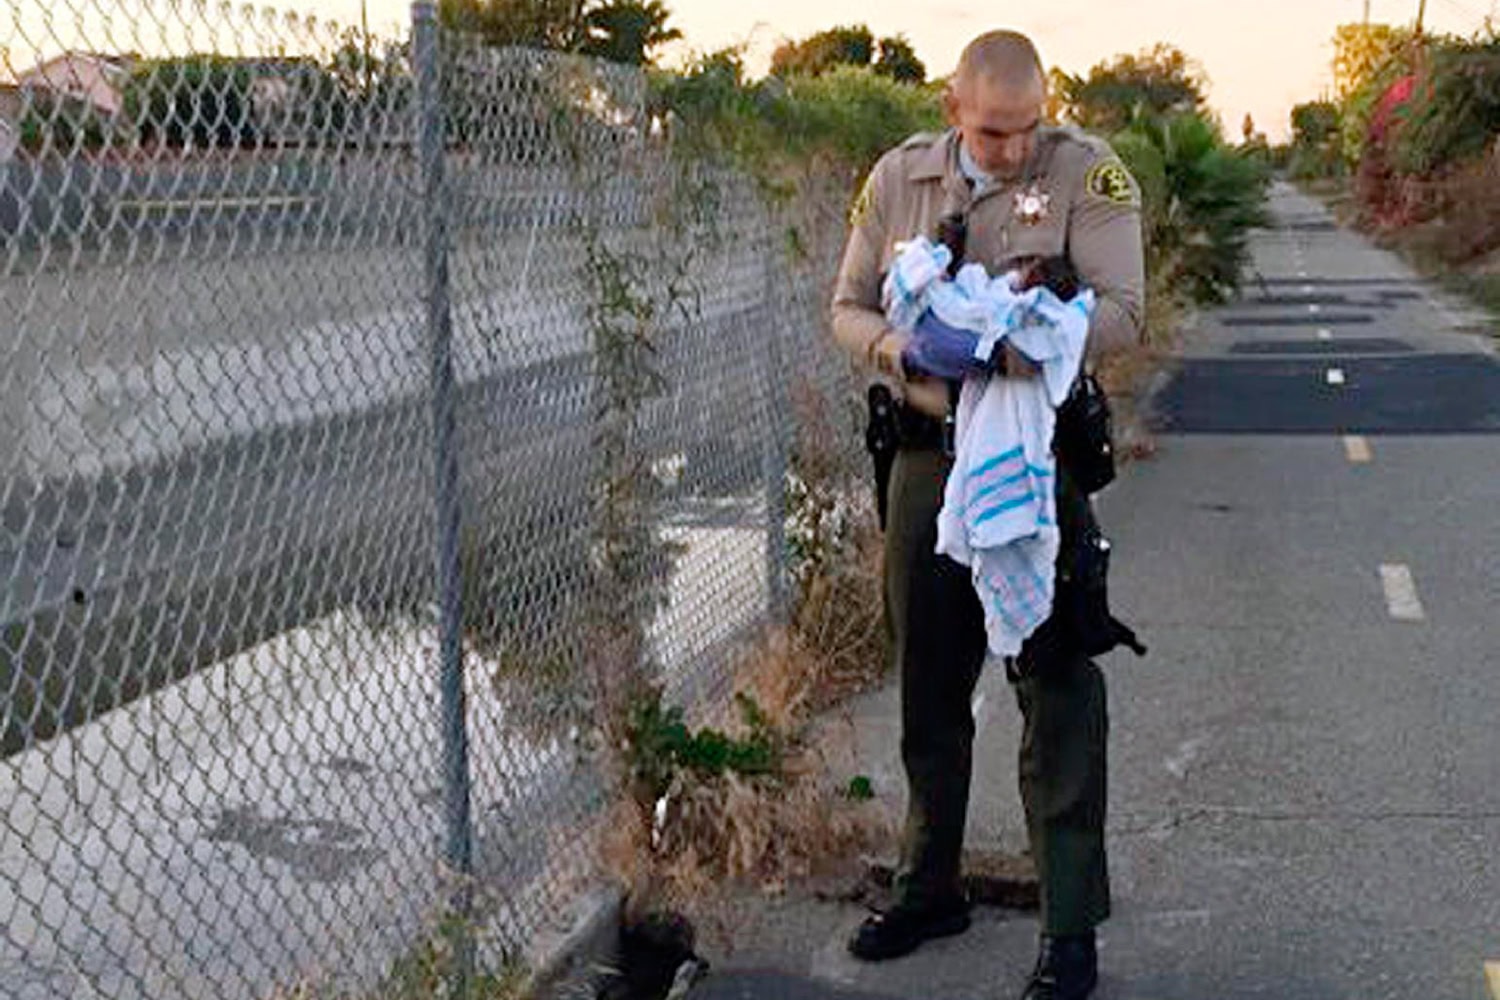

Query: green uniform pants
left=885, top=445, right=1110, bottom=936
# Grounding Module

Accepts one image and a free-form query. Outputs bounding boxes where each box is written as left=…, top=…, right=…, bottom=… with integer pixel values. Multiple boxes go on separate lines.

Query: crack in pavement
left=1115, top=804, right=1500, bottom=837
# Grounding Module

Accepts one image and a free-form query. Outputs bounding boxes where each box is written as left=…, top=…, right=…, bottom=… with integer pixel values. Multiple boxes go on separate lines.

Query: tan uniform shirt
left=831, top=127, right=1146, bottom=417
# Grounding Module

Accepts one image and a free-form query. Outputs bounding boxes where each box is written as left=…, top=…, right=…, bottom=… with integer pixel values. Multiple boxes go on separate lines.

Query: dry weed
left=602, top=622, right=897, bottom=932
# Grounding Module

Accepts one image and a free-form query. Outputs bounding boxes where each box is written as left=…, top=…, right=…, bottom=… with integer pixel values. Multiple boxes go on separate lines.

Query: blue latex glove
left=900, top=310, right=992, bottom=380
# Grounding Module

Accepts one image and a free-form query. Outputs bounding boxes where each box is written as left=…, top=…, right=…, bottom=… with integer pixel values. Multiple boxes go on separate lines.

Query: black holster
left=1017, top=467, right=1146, bottom=674
left=865, top=384, right=899, bottom=531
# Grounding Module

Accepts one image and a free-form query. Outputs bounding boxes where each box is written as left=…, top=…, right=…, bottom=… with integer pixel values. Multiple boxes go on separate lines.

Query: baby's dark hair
left=1018, top=256, right=1081, bottom=302
left=935, top=214, right=967, bottom=278
left=929, top=215, right=1081, bottom=302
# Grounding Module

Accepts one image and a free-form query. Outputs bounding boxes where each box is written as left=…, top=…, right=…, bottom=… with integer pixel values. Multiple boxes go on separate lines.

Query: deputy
left=830, top=30, right=1145, bottom=1000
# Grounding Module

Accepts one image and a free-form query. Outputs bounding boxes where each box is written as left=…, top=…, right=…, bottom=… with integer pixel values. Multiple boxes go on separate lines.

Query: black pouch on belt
left=1054, top=372, right=1116, bottom=496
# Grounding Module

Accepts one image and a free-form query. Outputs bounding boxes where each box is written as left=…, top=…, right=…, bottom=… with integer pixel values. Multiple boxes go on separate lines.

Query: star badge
left=1013, top=184, right=1051, bottom=226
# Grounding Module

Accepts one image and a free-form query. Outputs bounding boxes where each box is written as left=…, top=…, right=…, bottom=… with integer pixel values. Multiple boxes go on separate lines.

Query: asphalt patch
left=1228, top=338, right=1414, bottom=356
left=1234, top=294, right=1352, bottom=307
left=1220, top=314, right=1374, bottom=327
left=688, top=971, right=893, bottom=1000
left=1260, top=275, right=1422, bottom=287
left=1273, top=220, right=1338, bottom=232
left=1154, top=355, right=1500, bottom=434
left=1260, top=277, right=1422, bottom=288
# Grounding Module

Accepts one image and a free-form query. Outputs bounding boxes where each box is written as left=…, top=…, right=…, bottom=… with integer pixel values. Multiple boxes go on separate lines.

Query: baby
left=933, top=211, right=1082, bottom=302
left=899, top=237, right=1087, bottom=380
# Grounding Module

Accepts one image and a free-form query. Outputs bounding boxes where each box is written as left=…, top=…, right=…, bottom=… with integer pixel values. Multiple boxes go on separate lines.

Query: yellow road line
left=1485, top=961, right=1500, bottom=1000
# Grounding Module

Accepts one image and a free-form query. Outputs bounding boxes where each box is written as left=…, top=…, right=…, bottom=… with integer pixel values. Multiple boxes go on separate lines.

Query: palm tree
left=580, top=0, right=682, bottom=66
left=1114, top=113, right=1271, bottom=303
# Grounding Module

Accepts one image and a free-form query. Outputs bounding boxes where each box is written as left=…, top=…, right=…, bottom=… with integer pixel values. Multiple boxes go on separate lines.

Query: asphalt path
left=690, top=181, right=1500, bottom=1000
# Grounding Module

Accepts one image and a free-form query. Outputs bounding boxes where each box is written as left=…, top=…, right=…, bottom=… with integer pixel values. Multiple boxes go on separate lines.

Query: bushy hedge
left=650, top=53, right=942, bottom=181
left=1389, top=36, right=1500, bottom=174
left=654, top=54, right=1267, bottom=307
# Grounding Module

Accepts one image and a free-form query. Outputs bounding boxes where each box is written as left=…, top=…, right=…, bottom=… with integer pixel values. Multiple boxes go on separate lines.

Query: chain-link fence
left=1, top=0, right=865, bottom=996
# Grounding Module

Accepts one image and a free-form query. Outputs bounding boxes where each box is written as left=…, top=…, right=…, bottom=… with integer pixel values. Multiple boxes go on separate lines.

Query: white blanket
left=882, top=238, right=1094, bottom=656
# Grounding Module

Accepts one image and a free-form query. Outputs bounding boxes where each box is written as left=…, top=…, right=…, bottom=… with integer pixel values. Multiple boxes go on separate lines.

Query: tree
left=437, top=0, right=588, bottom=51
left=1113, top=112, right=1270, bottom=303
left=1389, top=34, right=1500, bottom=173
left=581, top=0, right=681, bottom=65
left=651, top=47, right=750, bottom=128
left=872, top=35, right=925, bottom=84
left=1330, top=23, right=1418, bottom=166
left=438, top=0, right=680, bottom=65
left=770, top=25, right=875, bottom=78
left=1331, top=23, right=1412, bottom=102
left=1285, top=100, right=1343, bottom=178
left=17, top=91, right=117, bottom=156
left=770, top=25, right=926, bottom=85
left=1290, top=100, right=1340, bottom=147
left=328, top=28, right=387, bottom=95
left=1045, top=66, right=1076, bottom=123
left=1059, top=43, right=1208, bottom=132
left=124, top=57, right=258, bottom=148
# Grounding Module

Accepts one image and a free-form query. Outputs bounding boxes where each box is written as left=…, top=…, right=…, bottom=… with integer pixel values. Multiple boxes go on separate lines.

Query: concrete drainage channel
left=528, top=890, right=712, bottom=1000
left=528, top=846, right=1045, bottom=1000
left=526, top=887, right=625, bottom=999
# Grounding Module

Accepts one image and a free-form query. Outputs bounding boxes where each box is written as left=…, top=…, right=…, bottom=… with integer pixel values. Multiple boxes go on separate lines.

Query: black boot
left=1019, top=932, right=1097, bottom=1000
left=846, top=896, right=971, bottom=961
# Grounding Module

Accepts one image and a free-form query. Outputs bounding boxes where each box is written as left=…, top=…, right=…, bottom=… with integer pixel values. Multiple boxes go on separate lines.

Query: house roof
left=12, top=50, right=139, bottom=115
left=17, top=51, right=137, bottom=80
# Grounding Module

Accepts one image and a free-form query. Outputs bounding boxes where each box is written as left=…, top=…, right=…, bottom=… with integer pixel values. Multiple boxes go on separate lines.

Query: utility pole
left=1363, top=0, right=1371, bottom=24
left=362, top=0, right=373, bottom=93
left=1414, top=0, right=1428, bottom=77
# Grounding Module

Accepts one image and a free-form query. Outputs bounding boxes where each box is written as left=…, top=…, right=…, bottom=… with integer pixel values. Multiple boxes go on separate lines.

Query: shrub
left=1389, top=36, right=1500, bottom=175
left=1115, top=112, right=1271, bottom=304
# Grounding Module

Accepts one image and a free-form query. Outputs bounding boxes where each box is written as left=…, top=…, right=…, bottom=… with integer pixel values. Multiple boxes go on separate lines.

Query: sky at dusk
left=336, top=0, right=1499, bottom=140
left=7, top=0, right=1496, bottom=140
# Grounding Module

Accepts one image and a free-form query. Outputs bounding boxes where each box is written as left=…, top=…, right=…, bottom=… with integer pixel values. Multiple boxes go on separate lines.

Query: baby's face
left=1012, top=256, right=1081, bottom=301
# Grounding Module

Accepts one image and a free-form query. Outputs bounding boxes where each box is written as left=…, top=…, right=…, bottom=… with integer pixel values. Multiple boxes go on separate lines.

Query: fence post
left=412, top=0, right=475, bottom=989
left=762, top=222, right=791, bottom=625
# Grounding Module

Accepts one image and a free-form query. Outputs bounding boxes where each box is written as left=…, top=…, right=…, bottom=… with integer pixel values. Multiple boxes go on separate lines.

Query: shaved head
left=953, top=31, right=1045, bottom=96
left=945, top=30, right=1047, bottom=180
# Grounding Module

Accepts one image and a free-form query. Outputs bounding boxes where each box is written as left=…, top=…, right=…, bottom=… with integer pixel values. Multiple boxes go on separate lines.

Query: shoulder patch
left=1084, top=158, right=1138, bottom=206
left=849, top=173, right=876, bottom=227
